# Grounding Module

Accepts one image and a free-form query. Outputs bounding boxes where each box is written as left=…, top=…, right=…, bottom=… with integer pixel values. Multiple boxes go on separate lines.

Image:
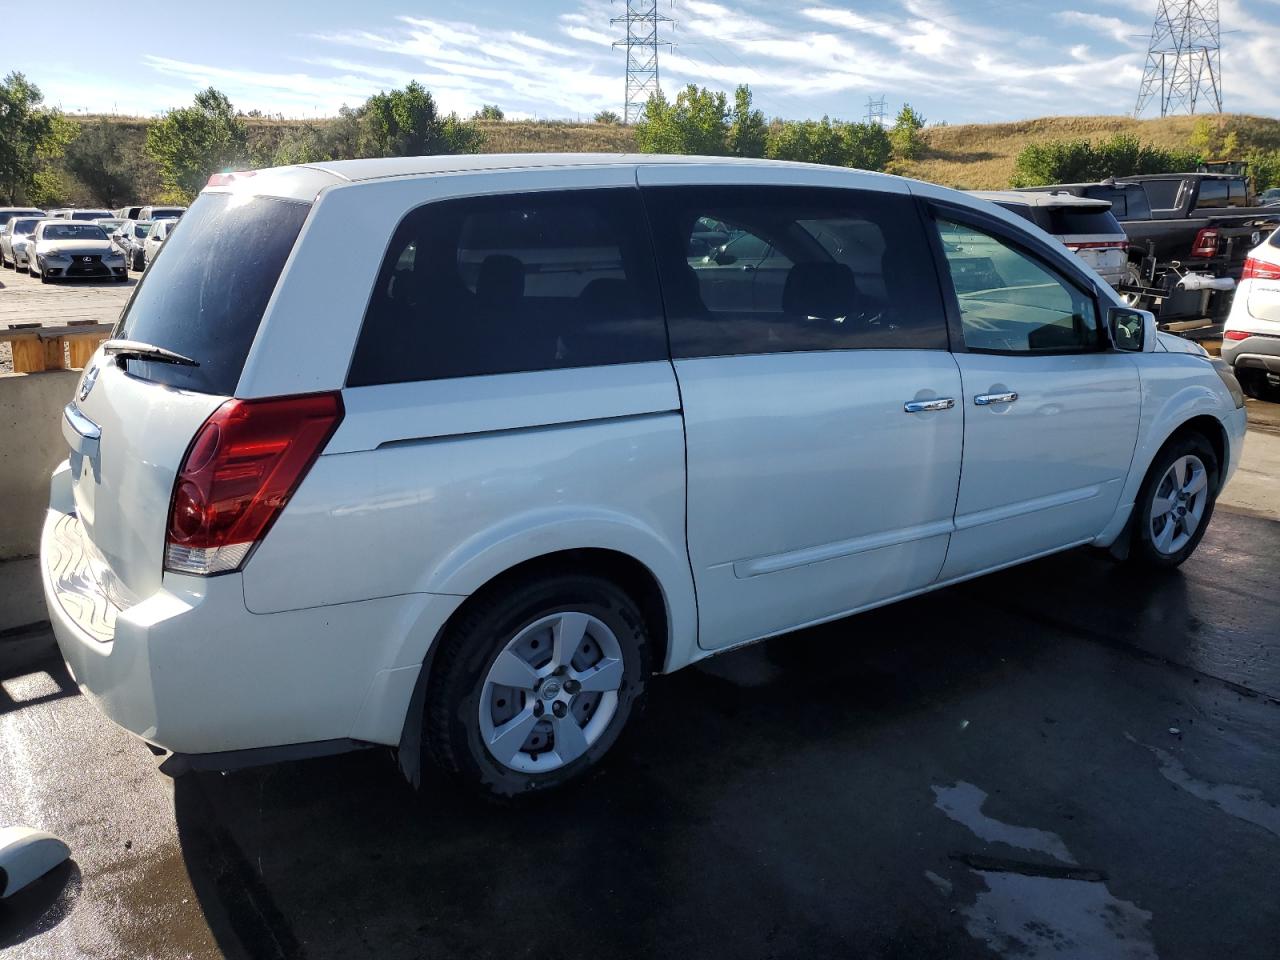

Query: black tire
left=39, top=268, right=49, bottom=283
left=425, top=573, right=651, bottom=800
left=1129, top=431, right=1219, bottom=569
left=1236, top=367, right=1279, bottom=402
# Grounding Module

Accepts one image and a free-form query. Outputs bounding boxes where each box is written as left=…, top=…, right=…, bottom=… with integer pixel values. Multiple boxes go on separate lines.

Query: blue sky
left=11, top=0, right=1280, bottom=123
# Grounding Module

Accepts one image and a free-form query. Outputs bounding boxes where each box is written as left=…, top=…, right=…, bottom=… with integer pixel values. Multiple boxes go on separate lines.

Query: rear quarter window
left=347, top=188, right=667, bottom=385
left=1045, top=209, right=1125, bottom=236
left=114, top=193, right=310, bottom=395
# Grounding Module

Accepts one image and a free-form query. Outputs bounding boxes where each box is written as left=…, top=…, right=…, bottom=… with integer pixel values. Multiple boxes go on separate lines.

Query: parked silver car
left=29, top=220, right=127, bottom=283
left=142, top=217, right=179, bottom=268
left=112, top=219, right=152, bottom=270
left=1, top=216, right=47, bottom=270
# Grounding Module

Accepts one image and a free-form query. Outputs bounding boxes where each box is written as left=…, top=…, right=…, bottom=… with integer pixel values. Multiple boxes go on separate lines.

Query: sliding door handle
left=904, top=398, right=956, bottom=414
left=974, top=391, right=1018, bottom=406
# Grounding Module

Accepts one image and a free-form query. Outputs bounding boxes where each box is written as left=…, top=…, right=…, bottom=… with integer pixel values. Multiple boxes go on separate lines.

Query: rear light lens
left=1190, top=228, right=1220, bottom=258
left=165, top=393, right=344, bottom=576
left=1241, top=257, right=1280, bottom=281
left=1223, top=330, right=1250, bottom=340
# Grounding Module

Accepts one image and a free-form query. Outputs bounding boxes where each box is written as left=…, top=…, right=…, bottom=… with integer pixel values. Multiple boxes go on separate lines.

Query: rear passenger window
left=1197, top=179, right=1228, bottom=209
left=935, top=218, right=1101, bottom=353
left=642, top=186, right=948, bottom=359
left=348, top=189, right=666, bottom=385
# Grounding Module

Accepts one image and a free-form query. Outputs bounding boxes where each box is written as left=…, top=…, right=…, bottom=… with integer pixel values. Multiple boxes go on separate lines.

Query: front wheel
left=425, top=574, right=651, bottom=799
left=1130, top=433, right=1219, bottom=568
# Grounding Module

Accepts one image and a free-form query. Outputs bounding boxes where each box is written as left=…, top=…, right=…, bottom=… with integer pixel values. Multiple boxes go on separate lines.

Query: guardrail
left=0, top=321, right=112, bottom=373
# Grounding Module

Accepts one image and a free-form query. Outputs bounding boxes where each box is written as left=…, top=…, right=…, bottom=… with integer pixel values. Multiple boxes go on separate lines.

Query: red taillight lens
left=1223, top=330, right=1250, bottom=341
left=165, top=392, right=344, bottom=576
left=1190, top=228, right=1220, bottom=258
left=1241, top=257, right=1280, bottom=281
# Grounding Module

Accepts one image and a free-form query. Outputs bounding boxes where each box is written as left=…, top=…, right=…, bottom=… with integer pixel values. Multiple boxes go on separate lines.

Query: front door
left=641, top=177, right=964, bottom=650
left=928, top=211, right=1142, bottom=580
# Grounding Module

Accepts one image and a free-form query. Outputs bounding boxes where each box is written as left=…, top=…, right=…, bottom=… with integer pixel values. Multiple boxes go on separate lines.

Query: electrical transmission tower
left=612, top=1, right=673, bottom=124
left=1134, top=1, right=1223, bottom=117
left=864, top=95, right=887, bottom=127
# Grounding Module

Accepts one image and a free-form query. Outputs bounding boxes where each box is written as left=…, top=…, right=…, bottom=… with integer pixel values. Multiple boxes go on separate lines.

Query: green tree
left=1188, top=116, right=1217, bottom=156
left=765, top=117, right=891, bottom=170
left=358, top=81, right=483, bottom=157
left=272, top=106, right=362, bottom=165
left=1246, top=149, right=1280, bottom=192
left=1010, top=134, right=1201, bottom=187
left=727, top=85, right=767, bottom=158
left=593, top=109, right=621, bottom=125
left=889, top=103, right=927, bottom=161
left=146, top=87, right=249, bottom=201
left=634, top=85, right=730, bottom=155
left=0, top=72, right=74, bottom=204
left=474, top=104, right=505, bottom=121
left=842, top=122, right=892, bottom=171
left=63, top=118, right=144, bottom=207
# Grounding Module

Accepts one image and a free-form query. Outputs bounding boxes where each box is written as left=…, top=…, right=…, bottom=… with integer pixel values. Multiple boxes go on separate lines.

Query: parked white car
left=0, top=216, right=46, bottom=270
left=43, top=155, right=1246, bottom=798
left=970, top=190, right=1129, bottom=288
left=142, top=217, right=178, bottom=267
left=1223, top=227, right=1280, bottom=400
left=29, top=220, right=127, bottom=282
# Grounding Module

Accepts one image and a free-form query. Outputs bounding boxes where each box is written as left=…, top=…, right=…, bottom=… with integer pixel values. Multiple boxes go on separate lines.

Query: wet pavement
left=2, top=512, right=1279, bottom=958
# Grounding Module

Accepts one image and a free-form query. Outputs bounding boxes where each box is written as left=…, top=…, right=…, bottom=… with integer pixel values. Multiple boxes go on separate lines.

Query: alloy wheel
left=1149, top=454, right=1208, bottom=555
left=478, top=611, right=625, bottom=773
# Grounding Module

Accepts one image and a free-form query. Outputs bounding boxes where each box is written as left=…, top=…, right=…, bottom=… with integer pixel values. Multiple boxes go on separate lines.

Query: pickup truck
left=1019, top=173, right=1280, bottom=320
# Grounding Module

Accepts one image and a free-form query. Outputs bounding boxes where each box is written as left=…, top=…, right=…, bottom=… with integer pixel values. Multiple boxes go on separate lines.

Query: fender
left=1094, top=370, right=1234, bottom=547
left=397, top=506, right=698, bottom=674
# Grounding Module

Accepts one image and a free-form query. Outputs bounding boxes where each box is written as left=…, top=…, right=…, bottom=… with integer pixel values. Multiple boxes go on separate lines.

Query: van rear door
left=66, top=191, right=311, bottom=606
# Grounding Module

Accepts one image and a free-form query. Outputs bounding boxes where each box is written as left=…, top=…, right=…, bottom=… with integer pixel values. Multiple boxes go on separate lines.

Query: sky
left=9, top=0, right=1280, bottom=124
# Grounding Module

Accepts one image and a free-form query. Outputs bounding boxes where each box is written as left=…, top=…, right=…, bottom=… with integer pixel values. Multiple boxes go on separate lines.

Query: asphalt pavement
left=2, top=506, right=1278, bottom=959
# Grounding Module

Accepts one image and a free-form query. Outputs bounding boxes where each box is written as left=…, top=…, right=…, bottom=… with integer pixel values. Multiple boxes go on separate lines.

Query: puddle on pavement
left=1126, top=733, right=1280, bottom=839
left=932, top=780, right=1159, bottom=959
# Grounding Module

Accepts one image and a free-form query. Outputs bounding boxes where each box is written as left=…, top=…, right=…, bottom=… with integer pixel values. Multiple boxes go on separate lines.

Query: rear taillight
left=1223, top=330, right=1250, bottom=341
left=1241, top=257, right=1280, bottom=281
left=165, top=392, right=344, bottom=576
left=1190, top=228, right=1220, bottom=258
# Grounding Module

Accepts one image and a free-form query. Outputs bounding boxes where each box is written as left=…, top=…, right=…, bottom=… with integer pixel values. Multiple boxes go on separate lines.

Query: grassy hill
left=903, top=114, right=1280, bottom=189
left=51, top=112, right=1280, bottom=205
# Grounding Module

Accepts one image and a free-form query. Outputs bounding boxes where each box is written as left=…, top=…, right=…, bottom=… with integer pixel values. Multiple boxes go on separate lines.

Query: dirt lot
left=0, top=266, right=135, bottom=371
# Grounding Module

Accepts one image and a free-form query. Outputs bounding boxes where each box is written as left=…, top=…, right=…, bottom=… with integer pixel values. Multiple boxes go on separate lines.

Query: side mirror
left=1107, top=305, right=1155, bottom=352
left=711, top=247, right=736, bottom=265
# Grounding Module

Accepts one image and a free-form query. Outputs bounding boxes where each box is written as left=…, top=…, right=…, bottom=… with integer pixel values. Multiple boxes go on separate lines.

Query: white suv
left=42, top=155, right=1247, bottom=798
left=1223, top=227, right=1280, bottom=400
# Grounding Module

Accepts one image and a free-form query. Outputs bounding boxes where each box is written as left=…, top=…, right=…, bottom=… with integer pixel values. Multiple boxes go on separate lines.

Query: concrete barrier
left=1, top=371, right=77, bottom=561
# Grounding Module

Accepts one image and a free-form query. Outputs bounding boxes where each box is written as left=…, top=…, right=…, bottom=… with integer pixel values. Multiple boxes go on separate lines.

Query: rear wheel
left=1236, top=367, right=1279, bottom=402
left=425, top=574, right=650, bottom=799
left=1130, top=432, right=1219, bottom=568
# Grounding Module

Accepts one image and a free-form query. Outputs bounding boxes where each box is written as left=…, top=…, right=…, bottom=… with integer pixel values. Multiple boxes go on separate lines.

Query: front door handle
left=974, top=391, right=1018, bottom=406
left=904, top=398, right=956, bottom=414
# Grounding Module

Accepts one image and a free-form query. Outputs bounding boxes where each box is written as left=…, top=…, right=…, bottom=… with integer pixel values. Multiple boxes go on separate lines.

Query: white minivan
left=43, top=155, right=1247, bottom=798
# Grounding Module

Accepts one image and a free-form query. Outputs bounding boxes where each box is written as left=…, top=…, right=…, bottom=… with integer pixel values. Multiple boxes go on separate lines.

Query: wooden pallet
left=0, top=321, right=113, bottom=374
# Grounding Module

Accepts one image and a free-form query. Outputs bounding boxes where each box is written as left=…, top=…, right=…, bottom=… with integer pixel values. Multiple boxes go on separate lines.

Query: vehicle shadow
left=0, top=861, right=82, bottom=950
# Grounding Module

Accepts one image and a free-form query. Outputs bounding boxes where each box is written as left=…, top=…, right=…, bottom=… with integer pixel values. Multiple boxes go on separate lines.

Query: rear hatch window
left=114, top=192, right=310, bottom=394
left=1045, top=208, right=1125, bottom=237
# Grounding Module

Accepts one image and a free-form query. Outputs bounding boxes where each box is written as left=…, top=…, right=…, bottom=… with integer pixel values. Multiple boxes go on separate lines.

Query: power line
left=612, top=1, right=674, bottom=124
left=1134, top=1, right=1223, bottom=117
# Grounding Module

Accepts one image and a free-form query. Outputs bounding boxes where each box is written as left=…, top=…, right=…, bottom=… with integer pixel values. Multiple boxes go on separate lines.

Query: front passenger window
left=935, top=218, right=1100, bottom=353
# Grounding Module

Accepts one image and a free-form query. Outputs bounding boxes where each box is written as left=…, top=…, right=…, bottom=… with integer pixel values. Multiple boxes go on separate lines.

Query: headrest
left=782, top=262, right=858, bottom=321
left=476, top=254, right=525, bottom=305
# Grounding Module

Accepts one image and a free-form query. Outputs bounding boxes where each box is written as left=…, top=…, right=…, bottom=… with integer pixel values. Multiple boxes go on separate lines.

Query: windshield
left=41, top=223, right=107, bottom=241
left=1046, top=208, right=1124, bottom=236
left=13, top=218, right=43, bottom=234
left=132, top=223, right=152, bottom=237
left=116, top=192, right=311, bottom=394
left=70, top=210, right=110, bottom=221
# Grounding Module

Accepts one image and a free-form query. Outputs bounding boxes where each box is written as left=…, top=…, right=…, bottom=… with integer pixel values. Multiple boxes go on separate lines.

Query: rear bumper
left=41, top=463, right=463, bottom=760
left=1222, top=333, right=1280, bottom=373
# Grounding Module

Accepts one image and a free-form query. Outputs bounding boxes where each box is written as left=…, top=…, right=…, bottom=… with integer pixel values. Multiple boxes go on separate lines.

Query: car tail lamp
left=1241, top=257, right=1280, bottom=281
left=1190, top=228, right=1220, bottom=258
left=1223, top=330, right=1250, bottom=340
left=165, top=393, right=344, bottom=576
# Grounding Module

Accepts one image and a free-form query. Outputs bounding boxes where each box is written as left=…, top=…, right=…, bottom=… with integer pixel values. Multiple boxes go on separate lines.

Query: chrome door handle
left=904, top=398, right=956, bottom=414
left=974, top=392, right=1018, bottom=406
